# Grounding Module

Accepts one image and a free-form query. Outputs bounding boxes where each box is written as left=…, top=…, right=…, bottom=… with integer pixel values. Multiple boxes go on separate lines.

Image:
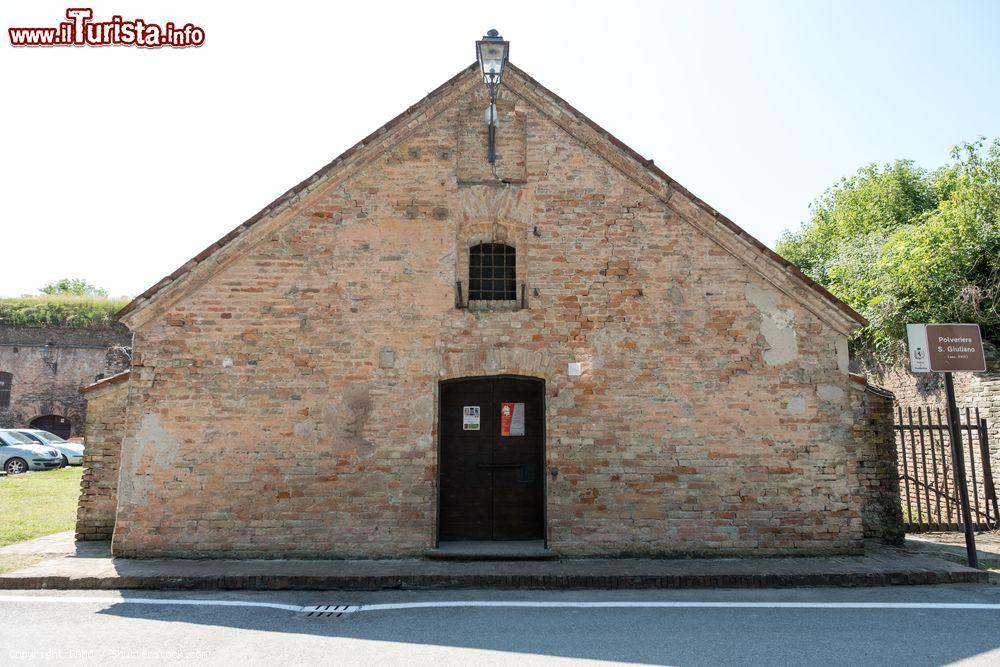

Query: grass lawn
left=0, top=467, right=82, bottom=548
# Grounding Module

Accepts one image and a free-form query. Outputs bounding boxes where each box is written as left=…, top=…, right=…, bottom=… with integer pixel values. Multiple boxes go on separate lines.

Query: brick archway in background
left=30, top=414, right=72, bottom=439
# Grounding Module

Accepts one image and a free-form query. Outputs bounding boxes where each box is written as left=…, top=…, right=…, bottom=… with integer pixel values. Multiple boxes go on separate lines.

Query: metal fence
left=895, top=406, right=999, bottom=532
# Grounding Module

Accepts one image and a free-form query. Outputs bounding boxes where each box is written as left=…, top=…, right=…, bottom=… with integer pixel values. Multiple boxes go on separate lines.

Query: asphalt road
left=4, top=585, right=1000, bottom=665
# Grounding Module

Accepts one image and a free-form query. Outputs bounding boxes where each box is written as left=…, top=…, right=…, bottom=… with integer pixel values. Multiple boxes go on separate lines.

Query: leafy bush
left=40, top=278, right=109, bottom=298
left=0, top=295, right=130, bottom=329
left=777, top=138, right=1000, bottom=361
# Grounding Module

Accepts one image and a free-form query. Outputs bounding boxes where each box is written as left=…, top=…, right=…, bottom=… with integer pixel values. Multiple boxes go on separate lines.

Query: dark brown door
left=439, top=376, right=544, bottom=541
left=29, top=414, right=71, bottom=439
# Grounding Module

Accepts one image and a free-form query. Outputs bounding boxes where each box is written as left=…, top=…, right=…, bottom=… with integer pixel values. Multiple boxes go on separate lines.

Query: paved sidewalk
left=0, top=539, right=986, bottom=590
left=904, top=531, right=1000, bottom=583
left=0, top=530, right=108, bottom=575
left=0, top=530, right=103, bottom=558
left=905, top=531, right=1000, bottom=560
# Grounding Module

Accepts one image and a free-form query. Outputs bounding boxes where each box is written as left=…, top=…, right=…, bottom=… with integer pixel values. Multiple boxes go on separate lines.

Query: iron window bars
left=469, top=243, right=517, bottom=301
left=0, top=371, right=11, bottom=409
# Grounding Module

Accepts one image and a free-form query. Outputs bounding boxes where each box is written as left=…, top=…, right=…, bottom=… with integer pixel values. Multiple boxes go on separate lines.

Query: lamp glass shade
left=476, top=38, right=509, bottom=80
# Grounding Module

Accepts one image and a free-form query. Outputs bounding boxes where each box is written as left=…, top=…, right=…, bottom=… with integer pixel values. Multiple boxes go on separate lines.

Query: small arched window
left=469, top=243, right=516, bottom=301
left=0, top=372, right=11, bottom=409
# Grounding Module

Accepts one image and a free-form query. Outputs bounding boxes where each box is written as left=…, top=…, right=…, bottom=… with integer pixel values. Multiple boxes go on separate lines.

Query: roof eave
left=504, top=63, right=867, bottom=330
left=117, top=60, right=866, bottom=333
left=80, top=369, right=131, bottom=395
left=116, top=62, right=482, bottom=326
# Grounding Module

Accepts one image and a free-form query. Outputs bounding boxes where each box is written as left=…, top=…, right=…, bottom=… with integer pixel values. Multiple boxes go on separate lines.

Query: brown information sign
left=926, top=324, right=986, bottom=372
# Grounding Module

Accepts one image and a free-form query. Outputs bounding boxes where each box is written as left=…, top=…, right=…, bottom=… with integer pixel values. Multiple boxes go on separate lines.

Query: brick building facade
left=76, top=371, right=130, bottom=540
left=850, top=375, right=905, bottom=544
left=105, top=63, right=884, bottom=558
left=0, top=325, right=131, bottom=438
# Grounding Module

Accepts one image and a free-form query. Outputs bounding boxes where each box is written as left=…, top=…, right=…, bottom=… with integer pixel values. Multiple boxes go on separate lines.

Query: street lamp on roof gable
left=475, top=29, right=509, bottom=165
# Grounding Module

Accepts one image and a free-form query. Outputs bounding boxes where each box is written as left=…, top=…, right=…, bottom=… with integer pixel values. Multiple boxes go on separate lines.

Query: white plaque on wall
left=906, top=324, right=931, bottom=373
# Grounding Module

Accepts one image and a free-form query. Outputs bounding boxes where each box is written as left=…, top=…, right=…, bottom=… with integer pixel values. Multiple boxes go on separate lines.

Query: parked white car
left=16, top=429, right=84, bottom=466
left=0, top=429, right=63, bottom=474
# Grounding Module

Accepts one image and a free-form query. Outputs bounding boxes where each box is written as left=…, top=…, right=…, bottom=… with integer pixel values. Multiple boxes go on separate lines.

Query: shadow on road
left=95, top=589, right=1000, bottom=665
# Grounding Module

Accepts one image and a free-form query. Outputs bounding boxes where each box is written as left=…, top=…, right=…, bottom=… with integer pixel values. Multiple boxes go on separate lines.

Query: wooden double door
left=439, top=376, right=544, bottom=541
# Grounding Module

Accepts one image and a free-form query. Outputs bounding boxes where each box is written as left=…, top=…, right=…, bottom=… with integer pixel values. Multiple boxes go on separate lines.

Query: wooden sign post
left=907, top=323, right=987, bottom=568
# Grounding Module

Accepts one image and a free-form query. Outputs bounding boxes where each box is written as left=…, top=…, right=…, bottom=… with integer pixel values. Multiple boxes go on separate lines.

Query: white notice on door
left=463, top=406, right=481, bottom=430
left=509, top=402, right=525, bottom=436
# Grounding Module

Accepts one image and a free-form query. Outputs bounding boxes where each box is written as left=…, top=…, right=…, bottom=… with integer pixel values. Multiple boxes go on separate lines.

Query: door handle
left=477, top=462, right=537, bottom=483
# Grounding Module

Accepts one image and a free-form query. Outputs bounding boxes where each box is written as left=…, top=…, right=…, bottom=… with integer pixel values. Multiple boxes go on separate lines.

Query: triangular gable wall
left=117, top=63, right=864, bottom=335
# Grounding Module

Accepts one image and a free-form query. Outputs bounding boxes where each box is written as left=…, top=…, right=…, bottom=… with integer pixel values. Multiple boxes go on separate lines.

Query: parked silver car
left=16, top=429, right=84, bottom=466
left=0, top=429, right=63, bottom=474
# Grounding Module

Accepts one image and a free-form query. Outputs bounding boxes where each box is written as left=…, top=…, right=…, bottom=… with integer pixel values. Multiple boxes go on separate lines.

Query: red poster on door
left=500, top=403, right=513, bottom=436
left=500, top=402, right=525, bottom=437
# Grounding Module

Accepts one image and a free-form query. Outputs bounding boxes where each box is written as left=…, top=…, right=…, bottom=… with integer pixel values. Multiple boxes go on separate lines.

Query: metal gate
left=895, top=406, right=999, bottom=532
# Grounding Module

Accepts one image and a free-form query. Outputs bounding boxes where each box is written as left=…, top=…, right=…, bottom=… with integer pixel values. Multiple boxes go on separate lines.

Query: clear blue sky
left=3, top=0, right=999, bottom=297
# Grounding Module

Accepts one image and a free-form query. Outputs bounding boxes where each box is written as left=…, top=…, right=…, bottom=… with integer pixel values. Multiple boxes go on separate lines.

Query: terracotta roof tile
left=80, top=369, right=130, bottom=394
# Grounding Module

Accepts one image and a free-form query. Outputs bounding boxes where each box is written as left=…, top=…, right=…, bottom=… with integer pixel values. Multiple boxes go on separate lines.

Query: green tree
left=777, top=138, right=1000, bottom=360
left=39, top=278, right=109, bottom=298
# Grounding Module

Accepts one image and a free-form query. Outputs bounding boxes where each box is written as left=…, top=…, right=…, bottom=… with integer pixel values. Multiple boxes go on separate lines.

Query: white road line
left=1, top=595, right=999, bottom=613
left=355, top=601, right=1000, bottom=612
left=0, top=595, right=303, bottom=612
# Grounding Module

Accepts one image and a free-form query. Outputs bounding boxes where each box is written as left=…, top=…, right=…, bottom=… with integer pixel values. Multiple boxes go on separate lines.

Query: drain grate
left=298, top=604, right=359, bottom=619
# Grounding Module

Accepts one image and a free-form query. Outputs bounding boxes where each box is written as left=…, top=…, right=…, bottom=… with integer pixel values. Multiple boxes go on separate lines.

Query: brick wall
left=0, top=325, right=131, bottom=437
left=850, top=376, right=904, bottom=544
left=75, top=372, right=129, bottom=540
left=111, top=68, right=867, bottom=559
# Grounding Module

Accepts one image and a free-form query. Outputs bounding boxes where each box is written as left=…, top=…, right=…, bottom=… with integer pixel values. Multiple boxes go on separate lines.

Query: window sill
left=465, top=300, right=521, bottom=312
